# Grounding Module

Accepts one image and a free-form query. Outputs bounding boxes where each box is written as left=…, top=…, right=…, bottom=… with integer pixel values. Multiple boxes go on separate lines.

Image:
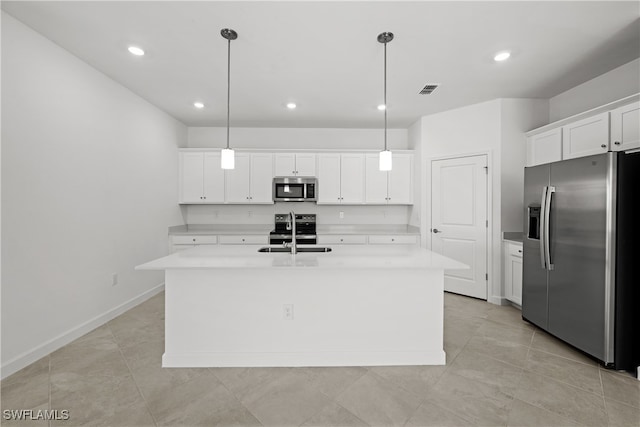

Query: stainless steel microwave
left=273, top=177, right=317, bottom=202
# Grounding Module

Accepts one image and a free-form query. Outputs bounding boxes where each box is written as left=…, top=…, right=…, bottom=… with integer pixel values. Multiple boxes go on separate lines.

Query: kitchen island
left=136, top=244, right=466, bottom=368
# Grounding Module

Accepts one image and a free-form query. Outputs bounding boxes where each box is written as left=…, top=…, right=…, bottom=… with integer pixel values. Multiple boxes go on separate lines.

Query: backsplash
left=185, top=204, right=411, bottom=225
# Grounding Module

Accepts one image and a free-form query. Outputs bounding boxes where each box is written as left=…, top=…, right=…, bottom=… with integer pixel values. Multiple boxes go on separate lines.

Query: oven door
left=273, top=183, right=305, bottom=201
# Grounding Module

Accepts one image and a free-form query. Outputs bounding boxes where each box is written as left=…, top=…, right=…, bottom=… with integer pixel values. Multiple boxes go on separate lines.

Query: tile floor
left=2, top=292, right=639, bottom=426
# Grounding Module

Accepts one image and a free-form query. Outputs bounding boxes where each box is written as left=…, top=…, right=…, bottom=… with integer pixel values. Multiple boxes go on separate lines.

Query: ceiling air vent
left=419, top=84, right=439, bottom=95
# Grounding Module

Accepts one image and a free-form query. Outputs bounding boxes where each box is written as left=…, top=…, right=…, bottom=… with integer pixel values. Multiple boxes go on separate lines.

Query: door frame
left=422, top=150, right=497, bottom=303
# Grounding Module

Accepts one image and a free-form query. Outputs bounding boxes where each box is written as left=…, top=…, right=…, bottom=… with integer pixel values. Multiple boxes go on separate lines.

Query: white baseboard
left=1, top=283, right=165, bottom=380
left=488, top=295, right=509, bottom=306
left=162, top=350, right=447, bottom=367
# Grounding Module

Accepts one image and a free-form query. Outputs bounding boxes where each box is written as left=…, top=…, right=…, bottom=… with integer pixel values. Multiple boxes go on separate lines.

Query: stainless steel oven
left=269, top=214, right=317, bottom=245
left=273, top=177, right=317, bottom=202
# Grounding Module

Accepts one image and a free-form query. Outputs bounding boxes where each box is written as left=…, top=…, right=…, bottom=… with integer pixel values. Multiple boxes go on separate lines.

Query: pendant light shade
left=221, top=148, right=235, bottom=169
left=379, top=150, right=392, bottom=171
left=378, top=32, right=394, bottom=171
left=220, top=28, right=238, bottom=170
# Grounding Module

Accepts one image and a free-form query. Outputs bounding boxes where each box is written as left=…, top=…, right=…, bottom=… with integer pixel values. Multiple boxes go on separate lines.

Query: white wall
left=499, top=99, right=549, bottom=232
left=417, top=98, right=547, bottom=305
left=185, top=126, right=411, bottom=226
left=1, top=13, right=186, bottom=377
left=188, top=127, right=408, bottom=150
left=549, top=58, right=640, bottom=122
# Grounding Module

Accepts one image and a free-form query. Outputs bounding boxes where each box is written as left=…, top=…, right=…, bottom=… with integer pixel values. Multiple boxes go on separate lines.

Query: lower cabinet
left=504, top=241, right=523, bottom=306
left=369, top=235, right=418, bottom=245
left=218, top=235, right=268, bottom=245
left=317, top=235, right=368, bottom=245
left=171, top=235, right=218, bottom=253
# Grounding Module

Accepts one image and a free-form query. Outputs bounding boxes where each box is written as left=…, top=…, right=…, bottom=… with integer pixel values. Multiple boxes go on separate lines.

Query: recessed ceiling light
left=194, top=102, right=204, bottom=109
left=377, top=104, right=386, bottom=111
left=494, top=51, right=511, bottom=62
left=128, top=46, right=145, bottom=56
left=286, top=103, right=297, bottom=109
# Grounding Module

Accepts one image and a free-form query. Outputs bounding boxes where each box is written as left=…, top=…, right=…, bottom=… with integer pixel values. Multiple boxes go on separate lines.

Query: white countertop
left=136, top=244, right=467, bottom=271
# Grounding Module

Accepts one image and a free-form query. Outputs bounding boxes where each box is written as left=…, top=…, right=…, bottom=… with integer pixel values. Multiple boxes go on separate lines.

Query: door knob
left=433, top=229, right=441, bottom=233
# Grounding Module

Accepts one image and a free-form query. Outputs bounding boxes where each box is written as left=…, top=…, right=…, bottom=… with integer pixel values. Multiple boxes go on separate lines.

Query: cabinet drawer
left=218, top=235, right=267, bottom=245
left=368, top=235, right=418, bottom=245
left=317, top=235, right=367, bottom=245
left=507, top=242, right=523, bottom=257
left=172, top=235, right=218, bottom=245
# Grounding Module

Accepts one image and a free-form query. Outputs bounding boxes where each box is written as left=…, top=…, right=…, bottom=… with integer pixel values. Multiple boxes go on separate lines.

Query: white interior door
left=431, top=155, right=488, bottom=299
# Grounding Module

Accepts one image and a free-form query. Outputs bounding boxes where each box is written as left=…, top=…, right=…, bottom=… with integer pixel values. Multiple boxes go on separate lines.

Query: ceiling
left=2, top=1, right=639, bottom=128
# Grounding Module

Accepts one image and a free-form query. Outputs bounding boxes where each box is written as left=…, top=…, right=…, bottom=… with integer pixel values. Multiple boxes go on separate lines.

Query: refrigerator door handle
left=545, top=186, right=555, bottom=270
left=540, top=186, right=548, bottom=270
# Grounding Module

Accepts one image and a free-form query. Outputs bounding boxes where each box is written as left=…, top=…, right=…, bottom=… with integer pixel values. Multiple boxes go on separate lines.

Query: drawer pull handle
left=614, top=141, right=621, bottom=145
left=518, top=249, right=522, bottom=253
left=192, top=238, right=196, bottom=242
left=601, top=144, right=607, bottom=149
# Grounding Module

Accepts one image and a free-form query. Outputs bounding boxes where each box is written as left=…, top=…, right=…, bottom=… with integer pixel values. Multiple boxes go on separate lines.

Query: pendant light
left=378, top=32, right=393, bottom=171
left=220, top=28, right=238, bottom=170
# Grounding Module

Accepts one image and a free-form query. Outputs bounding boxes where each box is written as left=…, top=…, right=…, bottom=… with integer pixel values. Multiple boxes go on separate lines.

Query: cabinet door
left=179, top=152, right=204, bottom=203
left=317, top=154, right=342, bottom=204
left=202, top=152, right=225, bottom=203
left=295, top=154, right=317, bottom=176
left=225, top=153, right=251, bottom=203
left=526, top=128, right=562, bottom=166
left=249, top=153, right=274, bottom=203
left=274, top=153, right=296, bottom=176
left=365, top=154, right=389, bottom=204
left=611, top=101, right=640, bottom=152
left=388, top=154, right=413, bottom=204
left=504, top=242, right=523, bottom=305
left=340, top=154, right=365, bottom=204
left=562, top=112, right=609, bottom=159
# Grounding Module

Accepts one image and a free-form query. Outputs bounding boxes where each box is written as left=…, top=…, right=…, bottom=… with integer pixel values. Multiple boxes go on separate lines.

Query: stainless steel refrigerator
left=523, top=151, right=639, bottom=373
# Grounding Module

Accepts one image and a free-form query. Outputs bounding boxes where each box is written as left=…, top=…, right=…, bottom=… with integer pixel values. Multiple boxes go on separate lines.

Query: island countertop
left=136, top=244, right=467, bottom=271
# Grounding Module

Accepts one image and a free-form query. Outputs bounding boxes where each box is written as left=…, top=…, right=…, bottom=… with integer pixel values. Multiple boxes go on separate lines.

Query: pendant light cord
left=226, top=38, right=231, bottom=150
left=384, top=40, right=387, bottom=152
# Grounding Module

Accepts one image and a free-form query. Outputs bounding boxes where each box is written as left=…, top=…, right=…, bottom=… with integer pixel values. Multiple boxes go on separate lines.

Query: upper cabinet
left=526, top=129, right=562, bottom=167
left=179, top=151, right=225, bottom=203
left=274, top=153, right=317, bottom=176
left=610, top=101, right=640, bottom=152
left=526, top=96, right=640, bottom=167
left=317, top=153, right=365, bottom=204
left=225, top=153, right=274, bottom=204
left=562, top=112, right=609, bottom=160
left=179, top=149, right=413, bottom=205
left=365, top=153, right=413, bottom=204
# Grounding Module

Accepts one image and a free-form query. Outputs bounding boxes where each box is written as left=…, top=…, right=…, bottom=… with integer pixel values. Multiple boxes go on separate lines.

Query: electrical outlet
left=339, top=211, right=344, bottom=219
left=111, top=273, right=118, bottom=286
left=283, top=304, right=294, bottom=320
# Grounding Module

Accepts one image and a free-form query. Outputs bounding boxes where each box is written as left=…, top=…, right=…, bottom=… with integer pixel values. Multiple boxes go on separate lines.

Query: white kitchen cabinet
left=218, top=235, right=268, bottom=245
left=317, top=153, right=365, bottom=204
left=610, top=101, right=640, bottom=152
left=526, top=128, right=562, bottom=166
left=317, top=235, right=368, bottom=245
left=225, top=153, right=274, bottom=204
left=562, top=112, right=609, bottom=159
left=274, top=153, right=316, bottom=176
left=171, top=235, right=218, bottom=253
left=179, top=152, right=225, bottom=203
left=368, top=235, right=419, bottom=245
left=504, top=241, right=523, bottom=306
left=365, top=153, right=413, bottom=204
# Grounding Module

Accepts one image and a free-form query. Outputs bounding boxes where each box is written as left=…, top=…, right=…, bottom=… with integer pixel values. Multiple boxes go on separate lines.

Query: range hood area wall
left=185, top=204, right=412, bottom=226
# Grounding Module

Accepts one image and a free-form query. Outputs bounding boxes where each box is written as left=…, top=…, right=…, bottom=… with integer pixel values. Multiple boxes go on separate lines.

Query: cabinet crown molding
left=526, top=93, right=639, bottom=137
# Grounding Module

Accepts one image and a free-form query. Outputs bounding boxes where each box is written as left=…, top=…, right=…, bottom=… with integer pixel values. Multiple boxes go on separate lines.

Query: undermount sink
left=258, top=247, right=332, bottom=253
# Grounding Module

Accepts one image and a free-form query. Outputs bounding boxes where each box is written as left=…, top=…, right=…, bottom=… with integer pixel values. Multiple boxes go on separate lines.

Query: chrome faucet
left=289, top=211, right=297, bottom=254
